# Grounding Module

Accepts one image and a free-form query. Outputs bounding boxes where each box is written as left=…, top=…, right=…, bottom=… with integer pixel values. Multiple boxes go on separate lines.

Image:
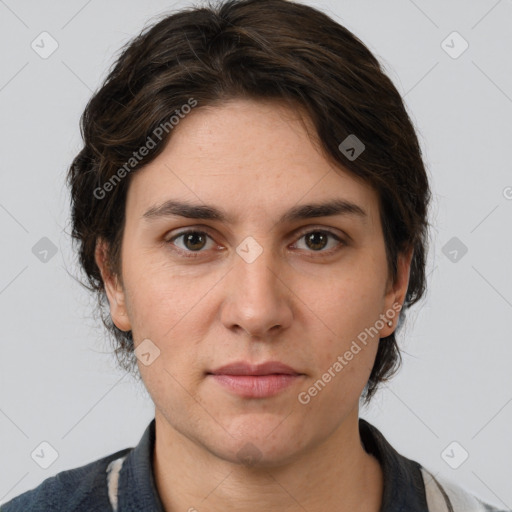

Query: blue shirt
left=1, top=418, right=507, bottom=511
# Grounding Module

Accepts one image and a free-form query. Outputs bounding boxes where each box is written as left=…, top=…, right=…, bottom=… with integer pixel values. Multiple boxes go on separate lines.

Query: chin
left=216, top=441, right=305, bottom=469
left=208, top=417, right=311, bottom=468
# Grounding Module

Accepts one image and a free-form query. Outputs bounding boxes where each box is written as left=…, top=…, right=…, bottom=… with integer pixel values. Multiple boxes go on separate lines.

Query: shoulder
left=1, top=448, right=132, bottom=512
left=419, top=466, right=510, bottom=512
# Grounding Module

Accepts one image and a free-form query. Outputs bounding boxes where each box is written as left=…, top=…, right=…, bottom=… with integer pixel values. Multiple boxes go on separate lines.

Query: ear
left=380, top=246, right=414, bottom=337
left=94, top=238, right=132, bottom=332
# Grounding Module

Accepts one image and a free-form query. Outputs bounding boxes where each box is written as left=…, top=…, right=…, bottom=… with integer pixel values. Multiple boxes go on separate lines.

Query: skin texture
left=95, top=98, right=413, bottom=511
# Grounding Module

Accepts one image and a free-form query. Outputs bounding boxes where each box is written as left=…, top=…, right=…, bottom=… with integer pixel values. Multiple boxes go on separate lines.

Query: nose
left=220, top=245, right=293, bottom=339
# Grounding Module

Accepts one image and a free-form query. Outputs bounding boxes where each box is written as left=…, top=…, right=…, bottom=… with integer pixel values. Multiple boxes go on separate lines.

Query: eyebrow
left=142, top=198, right=367, bottom=225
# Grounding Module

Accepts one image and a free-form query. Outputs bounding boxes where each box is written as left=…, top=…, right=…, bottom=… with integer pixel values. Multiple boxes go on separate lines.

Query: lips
left=208, top=361, right=302, bottom=376
left=207, top=361, right=304, bottom=398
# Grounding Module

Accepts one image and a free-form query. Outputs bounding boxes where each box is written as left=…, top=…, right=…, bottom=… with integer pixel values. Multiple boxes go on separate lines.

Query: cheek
left=306, top=266, right=385, bottom=343
left=123, top=254, right=209, bottom=334
left=296, top=263, right=385, bottom=389
left=302, top=311, right=379, bottom=412
left=122, top=260, right=222, bottom=384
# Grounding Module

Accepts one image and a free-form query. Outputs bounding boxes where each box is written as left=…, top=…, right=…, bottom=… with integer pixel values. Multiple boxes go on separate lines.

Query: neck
left=153, top=407, right=383, bottom=512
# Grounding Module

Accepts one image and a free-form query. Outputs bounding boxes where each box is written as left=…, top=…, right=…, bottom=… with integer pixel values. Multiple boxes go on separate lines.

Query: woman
left=2, top=0, right=507, bottom=510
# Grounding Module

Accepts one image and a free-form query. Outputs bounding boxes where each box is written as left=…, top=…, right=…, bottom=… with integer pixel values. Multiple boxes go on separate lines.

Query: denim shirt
left=1, top=418, right=507, bottom=512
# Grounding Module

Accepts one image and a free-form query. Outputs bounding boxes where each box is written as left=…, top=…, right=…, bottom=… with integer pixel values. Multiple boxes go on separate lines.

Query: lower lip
left=208, top=374, right=302, bottom=398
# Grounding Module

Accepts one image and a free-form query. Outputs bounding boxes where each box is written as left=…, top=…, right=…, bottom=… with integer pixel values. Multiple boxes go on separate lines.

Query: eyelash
left=165, top=228, right=345, bottom=259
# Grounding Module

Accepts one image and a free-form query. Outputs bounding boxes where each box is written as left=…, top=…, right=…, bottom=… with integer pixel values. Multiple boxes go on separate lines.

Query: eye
left=292, top=229, right=344, bottom=254
left=165, top=228, right=345, bottom=259
left=166, top=230, right=215, bottom=257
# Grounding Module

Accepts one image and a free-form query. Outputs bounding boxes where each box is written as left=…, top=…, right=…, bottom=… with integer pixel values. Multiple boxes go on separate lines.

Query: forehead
left=125, top=99, right=380, bottom=224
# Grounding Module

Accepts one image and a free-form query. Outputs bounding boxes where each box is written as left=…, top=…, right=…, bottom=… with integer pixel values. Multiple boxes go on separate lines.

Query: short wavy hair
left=66, top=0, right=432, bottom=405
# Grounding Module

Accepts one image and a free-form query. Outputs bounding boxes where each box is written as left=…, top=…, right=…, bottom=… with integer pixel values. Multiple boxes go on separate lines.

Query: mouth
left=206, top=361, right=304, bottom=398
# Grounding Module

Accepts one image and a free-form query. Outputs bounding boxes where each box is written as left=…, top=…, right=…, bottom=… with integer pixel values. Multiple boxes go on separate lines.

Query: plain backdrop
left=1, top=0, right=511, bottom=508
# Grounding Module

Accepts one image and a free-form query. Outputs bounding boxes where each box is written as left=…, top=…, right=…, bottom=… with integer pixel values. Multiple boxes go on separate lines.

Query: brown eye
left=293, top=229, right=344, bottom=254
left=167, top=230, right=215, bottom=256
left=182, top=232, right=207, bottom=251
left=304, top=232, right=329, bottom=251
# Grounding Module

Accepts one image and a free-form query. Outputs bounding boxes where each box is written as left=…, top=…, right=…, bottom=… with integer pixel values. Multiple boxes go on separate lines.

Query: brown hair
left=66, top=0, right=431, bottom=405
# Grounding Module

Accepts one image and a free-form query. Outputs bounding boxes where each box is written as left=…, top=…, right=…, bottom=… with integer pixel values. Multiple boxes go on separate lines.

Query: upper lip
left=208, top=361, right=302, bottom=376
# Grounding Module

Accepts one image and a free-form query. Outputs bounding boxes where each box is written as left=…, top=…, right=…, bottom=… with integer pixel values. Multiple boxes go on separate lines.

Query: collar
left=359, top=418, right=428, bottom=511
left=116, top=418, right=428, bottom=512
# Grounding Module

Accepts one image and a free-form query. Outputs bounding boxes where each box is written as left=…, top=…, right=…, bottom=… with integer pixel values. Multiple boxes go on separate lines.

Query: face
left=96, top=98, right=411, bottom=467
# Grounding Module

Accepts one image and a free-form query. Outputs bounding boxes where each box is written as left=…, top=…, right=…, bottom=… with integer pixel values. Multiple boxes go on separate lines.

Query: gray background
left=1, top=0, right=511, bottom=508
